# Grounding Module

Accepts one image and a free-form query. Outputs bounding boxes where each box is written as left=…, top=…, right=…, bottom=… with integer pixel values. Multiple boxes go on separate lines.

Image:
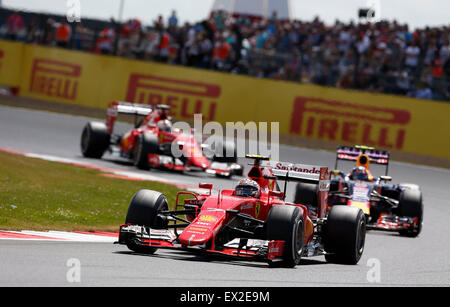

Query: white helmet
left=157, top=119, right=172, bottom=132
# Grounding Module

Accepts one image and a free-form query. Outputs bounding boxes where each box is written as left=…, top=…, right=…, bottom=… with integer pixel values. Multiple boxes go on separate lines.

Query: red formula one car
left=117, top=155, right=367, bottom=267
left=295, top=145, right=423, bottom=237
left=80, top=101, right=243, bottom=177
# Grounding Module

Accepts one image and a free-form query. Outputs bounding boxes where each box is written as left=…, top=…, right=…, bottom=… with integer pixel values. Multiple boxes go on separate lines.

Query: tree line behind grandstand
left=1, top=7, right=449, bottom=102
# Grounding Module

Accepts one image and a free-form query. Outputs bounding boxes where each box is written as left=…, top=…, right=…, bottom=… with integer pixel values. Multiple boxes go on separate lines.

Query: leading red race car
left=116, top=155, right=367, bottom=267
left=80, top=101, right=243, bottom=177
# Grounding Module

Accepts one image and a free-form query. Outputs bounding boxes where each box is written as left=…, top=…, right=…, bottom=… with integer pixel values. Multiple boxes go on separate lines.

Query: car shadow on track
left=366, top=231, right=404, bottom=238
left=101, top=156, right=217, bottom=178
left=113, top=250, right=326, bottom=269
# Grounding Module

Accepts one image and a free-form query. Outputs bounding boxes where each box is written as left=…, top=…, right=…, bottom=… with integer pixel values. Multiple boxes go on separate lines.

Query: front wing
left=149, top=155, right=243, bottom=177
left=117, top=225, right=284, bottom=261
left=367, top=215, right=419, bottom=232
left=206, top=161, right=244, bottom=177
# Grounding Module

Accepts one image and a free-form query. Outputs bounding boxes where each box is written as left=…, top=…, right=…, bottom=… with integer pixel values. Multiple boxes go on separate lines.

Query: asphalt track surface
left=0, top=104, right=449, bottom=287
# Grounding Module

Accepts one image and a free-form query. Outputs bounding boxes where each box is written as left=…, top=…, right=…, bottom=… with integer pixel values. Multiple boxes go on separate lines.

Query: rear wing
left=261, top=160, right=331, bottom=218
left=335, top=145, right=390, bottom=175
left=106, top=101, right=154, bottom=134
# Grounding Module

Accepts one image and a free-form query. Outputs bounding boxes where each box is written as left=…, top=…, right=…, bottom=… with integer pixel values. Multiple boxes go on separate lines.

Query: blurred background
left=0, top=0, right=449, bottom=101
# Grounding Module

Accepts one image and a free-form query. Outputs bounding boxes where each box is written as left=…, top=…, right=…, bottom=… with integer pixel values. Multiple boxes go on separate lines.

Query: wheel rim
left=356, top=218, right=366, bottom=256
left=134, top=138, right=142, bottom=165
left=293, top=219, right=304, bottom=258
left=416, top=205, right=423, bottom=234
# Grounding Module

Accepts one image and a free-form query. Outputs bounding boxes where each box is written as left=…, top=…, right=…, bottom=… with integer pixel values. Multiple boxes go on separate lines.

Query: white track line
left=0, top=147, right=210, bottom=241
left=20, top=150, right=197, bottom=189
left=0, top=230, right=117, bottom=242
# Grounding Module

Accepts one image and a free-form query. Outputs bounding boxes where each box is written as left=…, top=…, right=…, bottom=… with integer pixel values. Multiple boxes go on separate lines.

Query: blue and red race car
left=295, top=145, right=423, bottom=237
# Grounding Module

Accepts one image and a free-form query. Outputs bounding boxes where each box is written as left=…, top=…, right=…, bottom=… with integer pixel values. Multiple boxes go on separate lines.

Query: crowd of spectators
left=1, top=9, right=449, bottom=101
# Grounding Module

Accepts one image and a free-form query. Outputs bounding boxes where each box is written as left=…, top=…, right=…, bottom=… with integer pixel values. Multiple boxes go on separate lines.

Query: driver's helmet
left=157, top=119, right=172, bottom=132
left=349, top=166, right=369, bottom=181
left=235, top=179, right=260, bottom=198
left=159, top=110, right=169, bottom=120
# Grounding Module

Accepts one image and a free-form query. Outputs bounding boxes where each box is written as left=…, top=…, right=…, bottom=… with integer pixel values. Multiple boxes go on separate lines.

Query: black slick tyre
left=294, top=182, right=318, bottom=207
left=397, top=188, right=423, bottom=237
left=266, top=205, right=304, bottom=268
left=80, top=121, right=110, bottom=158
left=324, top=206, right=366, bottom=265
left=133, top=133, right=158, bottom=170
left=125, top=189, right=169, bottom=254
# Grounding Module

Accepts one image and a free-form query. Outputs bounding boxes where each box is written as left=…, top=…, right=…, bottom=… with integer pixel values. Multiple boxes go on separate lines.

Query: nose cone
left=190, top=154, right=210, bottom=170
left=179, top=212, right=224, bottom=247
left=183, top=143, right=210, bottom=169
left=348, top=200, right=371, bottom=215
left=179, top=231, right=211, bottom=246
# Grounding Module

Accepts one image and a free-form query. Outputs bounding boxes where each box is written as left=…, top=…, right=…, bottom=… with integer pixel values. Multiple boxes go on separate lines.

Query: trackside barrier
left=0, top=40, right=24, bottom=87
left=0, top=39, right=449, bottom=160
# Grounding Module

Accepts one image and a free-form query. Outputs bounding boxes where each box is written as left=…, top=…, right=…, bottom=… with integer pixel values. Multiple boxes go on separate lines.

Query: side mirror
left=198, top=183, right=213, bottom=193
left=269, top=190, right=284, bottom=199
left=199, top=183, right=213, bottom=189
left=380, top=176, right=392, bottom=182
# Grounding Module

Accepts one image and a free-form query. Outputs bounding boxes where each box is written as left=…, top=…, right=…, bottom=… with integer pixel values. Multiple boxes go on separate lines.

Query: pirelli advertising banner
left=0, top=41, right=449, bottom=160
left=0, top=40, right=24, bottom=87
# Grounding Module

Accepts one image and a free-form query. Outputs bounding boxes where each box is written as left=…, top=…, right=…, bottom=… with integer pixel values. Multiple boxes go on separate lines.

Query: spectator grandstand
left=0, top=7, right=449, bottom=101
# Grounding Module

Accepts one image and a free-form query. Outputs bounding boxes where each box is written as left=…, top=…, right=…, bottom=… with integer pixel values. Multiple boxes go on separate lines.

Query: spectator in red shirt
left=212, top=35, right=231, bottom=70
left=6, top=12, right=24, bottom=40
left=432, top=59, right=443, bottom=78
left=54, top=21, right=72, bottom=48
left=158, top=31, right=171, bottom=62
left=97, top=27, right=115, bottom=54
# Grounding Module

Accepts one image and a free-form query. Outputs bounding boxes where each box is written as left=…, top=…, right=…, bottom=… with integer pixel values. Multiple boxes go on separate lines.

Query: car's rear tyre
left=266, top=205, right=304, bottom=268
left=330, top=179, right=340, bottom=192
left=230, top=165, right=244, bottom=177
left=397, top=188, right=423, bottom=237
left=294, top=182, right=318, bottom=207
left=324, top=206, right=366, bottom=265
left=125, top=189, right=169, bottom=254
left=133, top=132, right=159, bottom=170
left=80, top=121, right=110, bottom=158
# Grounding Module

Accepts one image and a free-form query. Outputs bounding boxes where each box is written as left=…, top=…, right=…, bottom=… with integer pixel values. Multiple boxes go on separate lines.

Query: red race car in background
left=116, top=155, right=367, bottom=267
left=80, top=101, right=243, bottom=178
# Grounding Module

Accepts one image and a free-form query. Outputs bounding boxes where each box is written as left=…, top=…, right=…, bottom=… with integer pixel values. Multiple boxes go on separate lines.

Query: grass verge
left=0, top=151, right=180, bottom=232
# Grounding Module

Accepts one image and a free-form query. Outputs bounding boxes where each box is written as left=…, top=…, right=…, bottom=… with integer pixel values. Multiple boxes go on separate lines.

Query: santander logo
left=274, top=162, right=321, bottom=174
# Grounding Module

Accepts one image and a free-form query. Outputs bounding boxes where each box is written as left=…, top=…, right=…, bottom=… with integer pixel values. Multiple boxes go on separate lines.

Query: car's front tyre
left=125, top=189, right=169, bottom=254
left=324, top=206, right=366, bottom=264
left=133, top=132, right=158, bottom=170
left=397, top=187, right=423, bottom=237
left=266, top=205, right=304, bottom=268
